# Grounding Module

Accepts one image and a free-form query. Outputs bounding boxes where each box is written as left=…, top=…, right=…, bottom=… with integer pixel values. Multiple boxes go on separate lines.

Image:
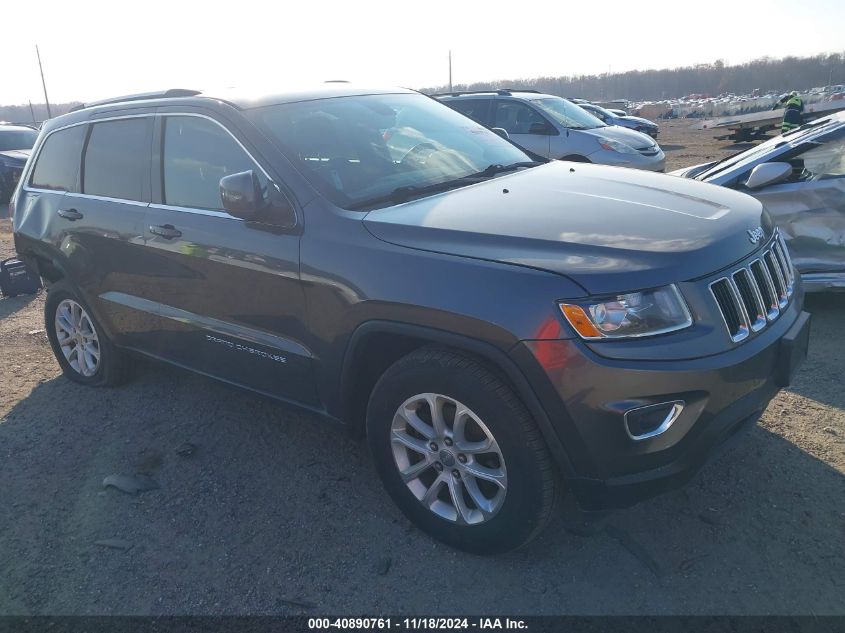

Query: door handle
left=149, top=224, right=182, bottom=239
left=58, top=208, right=83, bottom=221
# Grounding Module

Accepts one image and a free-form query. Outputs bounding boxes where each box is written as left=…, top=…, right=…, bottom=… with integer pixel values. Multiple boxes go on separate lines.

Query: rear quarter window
left=83, top=118, right=151, bottom=201
left=446, top=99, right=491, bottom=125
left=29, top=125, right=86, bottom=192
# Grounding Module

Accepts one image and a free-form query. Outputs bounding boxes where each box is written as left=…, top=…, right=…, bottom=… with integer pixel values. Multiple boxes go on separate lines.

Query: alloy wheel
left=390, top=393, right=507, bottom=525
left=54, top=299, right=100, bottom=377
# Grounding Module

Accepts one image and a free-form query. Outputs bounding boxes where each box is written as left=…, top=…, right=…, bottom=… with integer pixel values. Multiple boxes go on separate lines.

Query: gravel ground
left=0, top=120, right=844, bottom=615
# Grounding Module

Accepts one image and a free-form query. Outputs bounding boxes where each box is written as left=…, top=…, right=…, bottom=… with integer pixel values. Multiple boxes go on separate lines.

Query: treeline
left=0, top=102, right=79, bottom=125
left=423, top=52, right=845, bottom=101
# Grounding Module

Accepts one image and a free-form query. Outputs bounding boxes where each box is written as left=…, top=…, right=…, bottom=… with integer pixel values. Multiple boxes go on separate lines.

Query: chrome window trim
left=624, top=401, right=685, bottom=442
left=160, top=113, right=274, bottom=183
left=156, top=113, right=268, bottom=220
left=21, top=113, right=156, bottom=202
left=20, top=111, right=296, bottom=226
left=148, top=202, right=241, bottom=220
left=64, top=191, right=148, bottom=207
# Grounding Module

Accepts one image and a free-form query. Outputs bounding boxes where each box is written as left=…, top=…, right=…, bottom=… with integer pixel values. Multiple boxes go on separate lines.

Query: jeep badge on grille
left=747, top=227, right=765, bottom=244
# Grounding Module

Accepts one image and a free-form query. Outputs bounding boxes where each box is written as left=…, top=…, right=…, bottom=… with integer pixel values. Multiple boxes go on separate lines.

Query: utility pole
left=36, top=45, right=52, bottom=119
left=28, top=100, right=37, bottom=126
left=448, top=50, right=453, bottom=93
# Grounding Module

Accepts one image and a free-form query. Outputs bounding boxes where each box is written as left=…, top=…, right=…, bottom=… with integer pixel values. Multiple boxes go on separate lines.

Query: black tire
left=366, top=347, right=558, bottom=554
left=45, top=280, right=129, bottom=386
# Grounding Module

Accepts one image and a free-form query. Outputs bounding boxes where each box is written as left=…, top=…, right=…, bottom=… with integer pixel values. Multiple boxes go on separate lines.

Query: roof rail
left=498, top=88, right=541, bottom=94
left=69, top=89, right=201, bottom=113
left=430, top=89, right=508, bottom=97
left=432, top=88, right=542, bottom=98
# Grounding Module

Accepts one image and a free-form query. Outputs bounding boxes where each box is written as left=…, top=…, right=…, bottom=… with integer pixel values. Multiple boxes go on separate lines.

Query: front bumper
left=590, top=149, right=666, bottom=172
left=516, top=303, right=810, bottom=511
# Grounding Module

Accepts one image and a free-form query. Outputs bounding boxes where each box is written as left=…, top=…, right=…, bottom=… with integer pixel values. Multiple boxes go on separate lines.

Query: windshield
left=696, top=119, right=839, bottom=180
left=696, top=135, right=795, bottom=180
left=0, top=128, right=38, bottom=151
left=532, top=98, right=606, bottom=130
left=250, top=93, right=534, bottom=210
left=587, top=104, right=617, bottom=119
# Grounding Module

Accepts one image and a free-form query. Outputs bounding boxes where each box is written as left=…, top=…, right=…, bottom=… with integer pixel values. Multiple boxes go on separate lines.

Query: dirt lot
left=1, top=120, right=844, bottom=615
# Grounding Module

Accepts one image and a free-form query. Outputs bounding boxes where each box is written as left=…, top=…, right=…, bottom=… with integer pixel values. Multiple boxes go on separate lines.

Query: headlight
left=596, top=137, right=639, bottom=154
left=559, top=285, right=692, bottom=340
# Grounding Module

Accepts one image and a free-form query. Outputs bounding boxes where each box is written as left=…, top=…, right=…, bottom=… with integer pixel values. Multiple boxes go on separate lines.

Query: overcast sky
left=4, top=0, right=844, bottom=105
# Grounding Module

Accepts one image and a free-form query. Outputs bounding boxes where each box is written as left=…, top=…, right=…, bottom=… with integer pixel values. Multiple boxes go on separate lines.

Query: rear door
left=65, top=114, right=160, bottom=347
left=143, top=110, right=316, bottom=404
left=445, top=98, right=492, bottom=126
left=490, top=99, right=554, bottom=157
left=21, top=113, right=160, bottom=349
left=17, top=123, right=87, bottom=259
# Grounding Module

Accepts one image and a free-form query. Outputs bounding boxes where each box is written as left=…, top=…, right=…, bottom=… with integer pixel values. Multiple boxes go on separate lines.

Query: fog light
left=624, top=401, right=685, bottom=441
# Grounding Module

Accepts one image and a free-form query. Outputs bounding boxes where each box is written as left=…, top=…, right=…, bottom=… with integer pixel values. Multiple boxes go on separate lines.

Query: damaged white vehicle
left=673, top=112, right=845, bottom=291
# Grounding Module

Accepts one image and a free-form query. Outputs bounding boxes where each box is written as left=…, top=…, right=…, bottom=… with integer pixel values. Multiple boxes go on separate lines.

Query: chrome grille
left=709, top=230, right=795, bottom=343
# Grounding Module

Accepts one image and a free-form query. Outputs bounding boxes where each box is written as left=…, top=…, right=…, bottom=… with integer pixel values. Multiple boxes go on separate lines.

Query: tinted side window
left=448, top=99, right=490, bottom=124
left=30, top=125, right=86, bottom=192
left=83, top=118, right=151, bottom=201
left=162, top=116, right=255, bottom=210
left=794, top=133, right=845, bottom=180
left=493, top=102, right=548, bottom=135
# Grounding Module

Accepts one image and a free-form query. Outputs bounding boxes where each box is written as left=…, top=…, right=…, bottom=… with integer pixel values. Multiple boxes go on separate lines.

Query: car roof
left=437, top=90, right=557, bottom=100
left=40, top=84, right=419, bottom=134
left=69, top=84, right=415, bottom=112
left=200, top=84, right=417, bottom=108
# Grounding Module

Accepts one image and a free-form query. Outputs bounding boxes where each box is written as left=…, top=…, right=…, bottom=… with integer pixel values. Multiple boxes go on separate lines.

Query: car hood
left=584, top=125, right=656, bottom=150
left=0, top=149, right=31, bottom=163
left=363, top=161, right=772, bottom=296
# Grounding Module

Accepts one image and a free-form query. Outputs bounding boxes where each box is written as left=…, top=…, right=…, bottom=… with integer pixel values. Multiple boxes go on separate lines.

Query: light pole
left=36, top=45, right=52, bottom=119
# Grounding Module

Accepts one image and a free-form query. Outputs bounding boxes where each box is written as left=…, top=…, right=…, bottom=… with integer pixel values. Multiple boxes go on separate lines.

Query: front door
left=491, top=100, right=553, bottom=158
left=143, top=112, right=317, bottom=405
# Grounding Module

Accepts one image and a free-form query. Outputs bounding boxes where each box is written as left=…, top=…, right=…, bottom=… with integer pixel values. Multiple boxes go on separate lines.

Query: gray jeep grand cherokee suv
left=11, top=85, right=810, bottom=554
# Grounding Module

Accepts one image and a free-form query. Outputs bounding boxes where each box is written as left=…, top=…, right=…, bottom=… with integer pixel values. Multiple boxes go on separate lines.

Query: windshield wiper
left=348, top=161, right=541, bottom=210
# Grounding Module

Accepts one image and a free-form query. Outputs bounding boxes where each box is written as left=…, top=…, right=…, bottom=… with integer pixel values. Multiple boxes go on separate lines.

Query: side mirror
left=744, top=162, right=793, bottom=189
left=491, top=127, right=510, bottom=140
left=528, top=121, right=553, bottom=135
left=220, top=170, right=261, bottom=219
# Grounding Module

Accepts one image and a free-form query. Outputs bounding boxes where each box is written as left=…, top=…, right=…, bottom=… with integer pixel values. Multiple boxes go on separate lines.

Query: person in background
left=777, top=91, right=804, bottom=134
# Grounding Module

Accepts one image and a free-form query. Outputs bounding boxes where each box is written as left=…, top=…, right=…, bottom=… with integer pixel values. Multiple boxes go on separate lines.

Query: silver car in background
left=436, top=90, right=665, bottom=171
left=673, top=112, right=845, bottom=291
left=577, top=102, right=660, bottom=139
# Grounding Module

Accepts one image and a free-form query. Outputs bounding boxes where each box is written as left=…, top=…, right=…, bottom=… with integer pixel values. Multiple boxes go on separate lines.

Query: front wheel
left=366, top=348, right=558, bottom=554
left=45, top=281, right=129, bottom=386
